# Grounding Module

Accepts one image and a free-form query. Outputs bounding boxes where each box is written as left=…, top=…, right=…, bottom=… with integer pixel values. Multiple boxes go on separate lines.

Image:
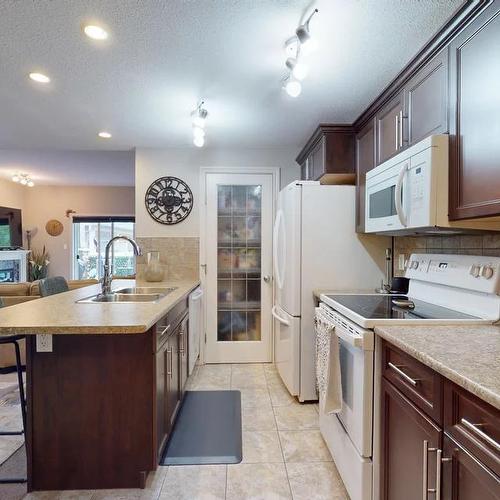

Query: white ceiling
left=0, top=0, right=461, bottom=152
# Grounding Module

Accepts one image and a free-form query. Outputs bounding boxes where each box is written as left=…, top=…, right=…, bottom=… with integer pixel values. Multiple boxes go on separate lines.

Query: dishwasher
left=188, top=287, right=204, bottom=375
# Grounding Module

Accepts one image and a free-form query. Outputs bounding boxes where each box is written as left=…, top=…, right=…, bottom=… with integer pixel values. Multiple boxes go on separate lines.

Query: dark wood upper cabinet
left=449, top=1, right=500, bottom=220
left=297, top=125, right=356, bottom=184
left=376, top=91, right=405, bottom=165
left=406, top=48, right=449, bottom=146
left=355, top=118, right=376, bottom=232
left=381, top=378, right=442, bottom=500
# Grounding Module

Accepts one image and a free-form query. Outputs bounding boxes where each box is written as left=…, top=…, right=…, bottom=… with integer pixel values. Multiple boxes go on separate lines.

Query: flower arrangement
left=29, top=246, right=50, bottom=281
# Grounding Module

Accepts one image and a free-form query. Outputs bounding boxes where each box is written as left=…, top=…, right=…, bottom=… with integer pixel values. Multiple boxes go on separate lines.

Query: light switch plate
left=36, top=334, right=53, bottom=352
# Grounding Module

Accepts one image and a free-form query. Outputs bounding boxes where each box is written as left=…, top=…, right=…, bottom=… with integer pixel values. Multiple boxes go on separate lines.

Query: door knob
left=263, top=275, right=271, bottom=283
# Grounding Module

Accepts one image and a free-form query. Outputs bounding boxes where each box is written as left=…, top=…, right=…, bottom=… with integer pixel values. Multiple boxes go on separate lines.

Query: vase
left=144, top=251, right=164, bottom=282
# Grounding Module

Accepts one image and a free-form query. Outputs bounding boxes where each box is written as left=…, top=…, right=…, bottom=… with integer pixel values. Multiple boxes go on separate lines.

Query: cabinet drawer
left=382, top=341, right=443, bottom=424
left=444, top=380, right=500, bottom=477
left=155, top=297, right=189, bottom=349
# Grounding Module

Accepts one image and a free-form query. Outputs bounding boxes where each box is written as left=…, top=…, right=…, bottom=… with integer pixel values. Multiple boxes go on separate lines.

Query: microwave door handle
left=395, top=164, right=408, bottom=227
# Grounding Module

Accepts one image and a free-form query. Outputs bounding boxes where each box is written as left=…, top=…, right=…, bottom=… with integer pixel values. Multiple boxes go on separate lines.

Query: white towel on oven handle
left=315, top=308, right=342, bottom=414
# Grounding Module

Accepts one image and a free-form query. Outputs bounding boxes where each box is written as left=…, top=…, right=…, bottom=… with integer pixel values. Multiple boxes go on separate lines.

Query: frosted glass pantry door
left=205, top=173, right=273, bottom=363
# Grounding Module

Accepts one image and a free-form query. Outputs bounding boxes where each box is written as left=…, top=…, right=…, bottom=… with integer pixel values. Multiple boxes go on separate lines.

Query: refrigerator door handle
left=273, top=209, right=285, bottom=290
left=272, top=305, right=290, bottom=326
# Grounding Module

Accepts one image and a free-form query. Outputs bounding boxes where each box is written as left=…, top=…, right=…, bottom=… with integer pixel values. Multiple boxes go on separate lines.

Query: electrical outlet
left=398, top=254, right=406, bottom=271
left=36, top=334, right=53, bottom=352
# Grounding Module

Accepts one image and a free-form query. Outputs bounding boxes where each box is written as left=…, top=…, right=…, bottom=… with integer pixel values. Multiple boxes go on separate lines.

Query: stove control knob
left=410, top=260, right=419, bottom=270
left=481, top=265, right=494, bottom=279
left=469, top=264, right=481, bottom=278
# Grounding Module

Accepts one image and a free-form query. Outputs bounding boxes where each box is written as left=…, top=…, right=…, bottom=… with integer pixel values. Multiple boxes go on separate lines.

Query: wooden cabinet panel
left=449, top=1, right=500, bottom=219
left=355, top=118, right=376, bottom=232
left=376, top=91, right=405, bottom=164
left=165, top=331, right=180, bottom=429
left=382, top=341, right=443, bottom=424
left=406, top=48, right=449, bottom=145
left=381, top=378, right=442, bottom=500
left=442, top=434, right=500, bottom=500
left=310, top=137, right=325, bottom=181
left=179, top=313, right=189, bottom=394
left=444, top=380, right=500, bottom=477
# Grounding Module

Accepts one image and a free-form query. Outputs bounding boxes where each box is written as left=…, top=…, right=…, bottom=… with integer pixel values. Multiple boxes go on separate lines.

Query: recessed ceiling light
left=84, top=25, right=108, bottom=40
left=29, top=72, right=50, bottom=83
left=98, top=131, right=112, bottom=139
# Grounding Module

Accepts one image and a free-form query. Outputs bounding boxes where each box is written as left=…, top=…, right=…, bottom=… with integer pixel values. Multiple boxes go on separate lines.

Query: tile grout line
left=265, top=367, right=295, bottom=500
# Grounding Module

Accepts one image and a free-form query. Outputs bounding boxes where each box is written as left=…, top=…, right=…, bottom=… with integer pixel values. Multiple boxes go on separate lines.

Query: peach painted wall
left=24, top=185, right=135, bottom=278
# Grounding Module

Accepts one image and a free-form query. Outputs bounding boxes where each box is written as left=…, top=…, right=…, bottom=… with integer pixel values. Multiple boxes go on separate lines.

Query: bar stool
left=0, top=298, right=27, bottom=484
left=38, top=276, right=69, bottom=297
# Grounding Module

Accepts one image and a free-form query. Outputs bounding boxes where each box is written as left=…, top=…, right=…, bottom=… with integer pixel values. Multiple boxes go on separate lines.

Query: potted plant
left=30, top=246, right=50, bottom=281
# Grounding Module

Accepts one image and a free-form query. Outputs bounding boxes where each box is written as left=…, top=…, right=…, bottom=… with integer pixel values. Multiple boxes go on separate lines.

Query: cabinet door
left=381, top=378, right=442, bottom=500
left=300, top=159, right=310, bottom=180
left=449, top=2, right=500, bottom=219
left=156, top=340, right=168, bottom=455
left=376, top=91, right=405, bottom=164
left=442, top=434, right=500, bottom=500
left=310, top=137, right=325, bottom=180
left=179, top=313, right=189, bottom=394
left=355, top=118, right=376, bottom=232
left=165, top=332, right=180, bottom=430
left=406, top=48, right=448, bottom=145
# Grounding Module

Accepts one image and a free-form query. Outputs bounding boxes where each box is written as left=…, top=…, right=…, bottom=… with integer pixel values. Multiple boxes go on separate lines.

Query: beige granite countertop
left=375, top=324, right=500, bottom=410
left=0, top=279, right=200, bottom=335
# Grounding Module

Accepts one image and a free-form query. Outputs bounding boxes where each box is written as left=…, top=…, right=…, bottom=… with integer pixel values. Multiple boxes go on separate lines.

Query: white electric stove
left=316, top=253, right=500, bottom=500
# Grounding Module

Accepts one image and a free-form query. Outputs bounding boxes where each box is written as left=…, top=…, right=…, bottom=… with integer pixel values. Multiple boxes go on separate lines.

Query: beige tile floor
left=20, top=363, right=349, bottom=500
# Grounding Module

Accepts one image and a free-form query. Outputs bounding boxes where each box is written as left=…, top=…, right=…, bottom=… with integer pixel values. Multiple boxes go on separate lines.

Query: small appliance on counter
left=316, top=253, right=500, bottom=500
left=272, top=181, right=389, bottom=402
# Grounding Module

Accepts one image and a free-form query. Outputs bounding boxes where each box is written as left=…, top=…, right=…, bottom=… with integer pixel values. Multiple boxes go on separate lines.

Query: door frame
left=199, top=167, right=280, bottom=365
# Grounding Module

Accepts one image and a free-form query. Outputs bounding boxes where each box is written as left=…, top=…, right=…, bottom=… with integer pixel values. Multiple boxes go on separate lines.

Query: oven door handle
left=395, top=163, right=408, bottom=227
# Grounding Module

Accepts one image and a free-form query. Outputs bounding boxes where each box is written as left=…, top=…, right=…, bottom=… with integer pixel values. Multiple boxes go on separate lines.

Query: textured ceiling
left=0, top=0, right=462, bottom=151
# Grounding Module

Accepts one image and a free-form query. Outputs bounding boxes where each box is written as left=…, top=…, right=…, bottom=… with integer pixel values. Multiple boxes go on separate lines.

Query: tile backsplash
left=136, top=237, right=199, bottom=281
left=394, top=233, right=500, bottom=276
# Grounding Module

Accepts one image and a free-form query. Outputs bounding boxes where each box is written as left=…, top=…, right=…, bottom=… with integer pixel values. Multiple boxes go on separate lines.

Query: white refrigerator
left=272, top=181, right=389, bottom=402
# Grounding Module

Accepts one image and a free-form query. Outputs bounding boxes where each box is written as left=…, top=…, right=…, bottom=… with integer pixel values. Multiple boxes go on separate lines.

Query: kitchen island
left=0, top=279, right=200, bottom=492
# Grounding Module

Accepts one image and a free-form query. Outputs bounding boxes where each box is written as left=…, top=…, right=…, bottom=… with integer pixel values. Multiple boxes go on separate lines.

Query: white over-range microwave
left=365, top=135, right=499, bottom=234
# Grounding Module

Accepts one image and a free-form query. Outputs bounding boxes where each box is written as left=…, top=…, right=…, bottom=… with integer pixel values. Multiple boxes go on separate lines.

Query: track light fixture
left=281, top=8, right=318, bottom=97
left=12, top=173, right=35, bottom=187
left=191, top=101, right=208, bottom=147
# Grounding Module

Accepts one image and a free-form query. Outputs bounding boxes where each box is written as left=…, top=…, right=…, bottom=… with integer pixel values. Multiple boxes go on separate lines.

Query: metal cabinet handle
left=395, top=114, right=399, bottom=150
left=159, top=324, right=171, bottom=337
left=167, top=347, right=172, bottom=377
left=461, top=418, right=500, bottom=451
left=388, top=362, right=419, bottom=386
left=423, top=441, right=442, bottom=500
left=179, top=329, right=185, bottom=355
left=399, top=110, right=404, bottom=148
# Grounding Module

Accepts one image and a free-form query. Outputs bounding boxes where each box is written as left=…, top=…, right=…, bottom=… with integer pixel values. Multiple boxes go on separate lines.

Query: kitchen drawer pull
left=423, top=441, right=441, bottom=500
left=388, top=362, right=419, bottom=386
left=159, top=324, right=171, bottom=337
left=167, top=347, right=172, bottom=377
left=422, top=440, right=429, bottom=500
left=395, top=114, right=399, bottom=150
left=461, top=418, right=500, bottom=451
left=179, top=329, right=185, bottom=354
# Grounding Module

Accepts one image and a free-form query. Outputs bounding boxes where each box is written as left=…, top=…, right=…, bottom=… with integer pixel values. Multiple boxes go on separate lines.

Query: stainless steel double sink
left=77, top=287, right=177, bottom=304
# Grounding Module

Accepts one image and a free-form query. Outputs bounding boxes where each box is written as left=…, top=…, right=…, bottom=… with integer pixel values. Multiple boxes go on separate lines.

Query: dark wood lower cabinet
left=381, top=378, right=442, bottom=500
left=442, top=434, right=500, bottom=500
left=380, top=340, right=500, bottom=500
left=27, top=303, right=190, bottom=492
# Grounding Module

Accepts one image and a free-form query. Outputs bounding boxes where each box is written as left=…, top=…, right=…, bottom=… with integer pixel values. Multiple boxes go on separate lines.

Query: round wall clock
left=45, top=219, right=64, bottom=237
left=145, top=176, right=194, bottom=225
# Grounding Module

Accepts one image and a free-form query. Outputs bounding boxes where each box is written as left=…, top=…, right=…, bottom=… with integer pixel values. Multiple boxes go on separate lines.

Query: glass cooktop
left=323, top=294, right=479, bottom=321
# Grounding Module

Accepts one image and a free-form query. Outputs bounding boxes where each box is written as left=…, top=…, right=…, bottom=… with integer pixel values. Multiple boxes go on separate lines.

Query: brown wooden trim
left=354, top=0, right=491, bottom=131
left=296, top=124, right=354, bottom=164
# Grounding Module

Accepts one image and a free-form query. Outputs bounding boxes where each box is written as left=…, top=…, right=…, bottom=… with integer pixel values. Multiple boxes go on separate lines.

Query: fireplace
left=0, top=250, right=30, bottom=282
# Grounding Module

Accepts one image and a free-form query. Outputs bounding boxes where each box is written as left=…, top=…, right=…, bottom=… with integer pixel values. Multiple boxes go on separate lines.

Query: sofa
left=0, top=279, right=98, bottom=371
